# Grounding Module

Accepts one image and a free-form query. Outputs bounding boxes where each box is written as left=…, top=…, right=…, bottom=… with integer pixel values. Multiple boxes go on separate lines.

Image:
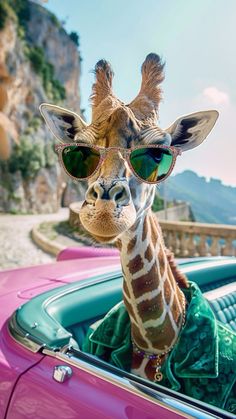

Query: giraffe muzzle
left=79, top=179, right=136, bottom=242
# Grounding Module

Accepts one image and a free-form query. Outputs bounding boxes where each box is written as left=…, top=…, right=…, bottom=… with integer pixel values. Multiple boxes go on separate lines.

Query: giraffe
left=40, top=53, right=219, bottom=382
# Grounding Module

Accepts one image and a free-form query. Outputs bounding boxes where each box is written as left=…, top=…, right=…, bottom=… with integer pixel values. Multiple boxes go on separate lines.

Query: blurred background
left=0, top=0, right=235, bottom=269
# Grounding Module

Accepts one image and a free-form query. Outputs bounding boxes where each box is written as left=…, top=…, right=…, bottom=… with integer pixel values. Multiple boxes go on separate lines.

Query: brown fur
left=146, top=315, right=176, bottom=350
left=90, top=60, right=114, bottom=108
left=129, top=54, right=165, bottom=122
left=127, top=254, right=144, bottom=274
left=139, top=54, right=165, bottom=104
left=137, top=293, right=163, bottom=322
left=90, top=54, right=165, bottom=126
left=149, top=215, right=160, bottom=248
left=163, top=278, right=172, bottom=305
left=142, top=216, right=149, bottom=241
left=127, top=237, right=137, bottom=253
left=158, top=245, right=166, bottom=277
left=165, top=248, right=189, bottom=288
left=144, top=245, right=153, bottom=262
left=80, top=55, right=187, bottom=377
left=132, top=264, right=160, bottom=298
left=131, top=323, right=149, bottom=349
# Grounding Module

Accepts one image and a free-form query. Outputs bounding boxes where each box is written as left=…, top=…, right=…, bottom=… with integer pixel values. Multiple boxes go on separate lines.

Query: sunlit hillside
left=159, top=170, right=236, bottom=225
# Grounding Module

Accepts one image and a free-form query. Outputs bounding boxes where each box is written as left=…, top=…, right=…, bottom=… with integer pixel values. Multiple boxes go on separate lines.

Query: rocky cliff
left=0, top=0, right=83, bottom=213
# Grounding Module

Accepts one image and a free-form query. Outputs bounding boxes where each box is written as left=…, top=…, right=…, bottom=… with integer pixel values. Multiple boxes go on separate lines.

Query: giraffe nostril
left=85, top=182, right=104, bottom=203
left=93, top=191, right=98, bottom=199
left=85, top=181, right=131, bottom=206
left=110, top=184, right=131, bottom=206
left=115, top=191, right=124, bottom=201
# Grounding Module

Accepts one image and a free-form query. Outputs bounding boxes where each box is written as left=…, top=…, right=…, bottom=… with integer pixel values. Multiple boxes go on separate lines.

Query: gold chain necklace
left=131, top=291, right=186, bottom=382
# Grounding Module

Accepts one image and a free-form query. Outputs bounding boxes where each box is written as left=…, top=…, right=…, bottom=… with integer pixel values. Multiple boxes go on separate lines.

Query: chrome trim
left=43, top=348, right=227, bottom=419
left=8, top=312, right=43, bottom=353
left=42, top=272, right=122, bottom=311
left=53, top=365, right=73, bottom=383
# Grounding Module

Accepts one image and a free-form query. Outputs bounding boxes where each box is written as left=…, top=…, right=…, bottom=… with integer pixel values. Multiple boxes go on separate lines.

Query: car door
left=6, top=349, right=225, bottom=419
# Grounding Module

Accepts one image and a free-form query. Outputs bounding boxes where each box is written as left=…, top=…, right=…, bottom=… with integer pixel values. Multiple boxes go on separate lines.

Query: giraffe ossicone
left=40, top=53, right=219, bottom=381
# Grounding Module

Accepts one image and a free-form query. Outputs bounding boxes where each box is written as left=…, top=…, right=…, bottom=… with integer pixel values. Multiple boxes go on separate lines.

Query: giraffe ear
left=39, top=103, right=88, bottom=143
left=166, top=110, right=219, bottom=151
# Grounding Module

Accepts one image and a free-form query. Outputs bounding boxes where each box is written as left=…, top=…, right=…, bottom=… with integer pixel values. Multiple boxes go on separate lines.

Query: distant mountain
left=159, top=170, right=236, bottom=225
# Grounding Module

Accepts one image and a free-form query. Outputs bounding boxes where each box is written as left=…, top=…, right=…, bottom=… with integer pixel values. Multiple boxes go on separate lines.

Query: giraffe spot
left=149, top=216, right=161, bottom=248
left=127, top=236, right=137, bottom=253
left=131, top=352, right=143, bottom=370
left=171, top=299, right=179, bottom=324
left=150, top=225, right=157, bottom=248
left=158, top=246, right=166, bottom=277
left=132, top=264, right=158, bottom=299
left=115, top=238, right=122, bottom=250
left=131, top=323, right=149, bottom=349
left=137, top=293, right=163, bottom=323
left=130, top=219, right=140, bottom=232
left=142, top=217, right=149, bottom=241
left=144, top=244, right=153, bottom=262
left=146, top=314, right=175, bottom=350
left=127, top=254, right=144, bottom=274
left=163, top=278, right=172, bottom=305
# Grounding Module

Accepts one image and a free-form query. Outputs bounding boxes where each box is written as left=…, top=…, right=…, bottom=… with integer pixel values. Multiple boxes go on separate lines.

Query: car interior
left=9, top=257, right=236, bottom=418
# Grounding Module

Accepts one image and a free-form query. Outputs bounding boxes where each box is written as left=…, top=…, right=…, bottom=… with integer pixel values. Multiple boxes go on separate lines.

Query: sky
left=45, top=0, right=236, bottom=186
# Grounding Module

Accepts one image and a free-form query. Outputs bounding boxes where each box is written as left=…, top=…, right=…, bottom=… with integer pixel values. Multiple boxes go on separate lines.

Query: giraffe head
left=40, top=54, right=218, bottom=244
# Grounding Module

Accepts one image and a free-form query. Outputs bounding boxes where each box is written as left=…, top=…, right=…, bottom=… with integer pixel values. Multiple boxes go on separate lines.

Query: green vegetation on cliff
left=26, top=46, right=66, bottom=101
left=0, top=135, right=57, bottom=180
left=0, top=0, right=66, bottom=103
left=69, top=31, right=80, bottom=46
left=0, top=0, right=30, bottom=31
left=0, top=3, right=10, bottom=30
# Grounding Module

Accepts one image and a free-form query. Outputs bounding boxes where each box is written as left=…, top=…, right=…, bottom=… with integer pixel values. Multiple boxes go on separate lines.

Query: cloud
left=203, top=86, right=230, bottom=105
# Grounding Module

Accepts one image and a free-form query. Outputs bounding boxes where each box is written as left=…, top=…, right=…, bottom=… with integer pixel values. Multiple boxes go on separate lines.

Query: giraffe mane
left=165, top=248, right=189, bottom=289
left=151, top=215, right=188, bottom=289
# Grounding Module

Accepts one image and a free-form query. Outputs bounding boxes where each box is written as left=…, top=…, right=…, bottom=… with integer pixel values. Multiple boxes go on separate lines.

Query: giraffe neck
left=119, top=210, right=186, bottom=355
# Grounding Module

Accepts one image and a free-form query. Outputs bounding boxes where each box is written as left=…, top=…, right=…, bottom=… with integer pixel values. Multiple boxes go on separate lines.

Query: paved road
left=0, top=209, right=69, bottom=270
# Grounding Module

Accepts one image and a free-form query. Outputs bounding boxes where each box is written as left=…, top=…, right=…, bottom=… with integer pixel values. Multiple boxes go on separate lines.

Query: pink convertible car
left=0, top=247, right=235, bottom=418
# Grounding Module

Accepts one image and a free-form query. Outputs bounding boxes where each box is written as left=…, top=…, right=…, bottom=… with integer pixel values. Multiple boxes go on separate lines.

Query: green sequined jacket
left=83, top=282, right=236, bottom=414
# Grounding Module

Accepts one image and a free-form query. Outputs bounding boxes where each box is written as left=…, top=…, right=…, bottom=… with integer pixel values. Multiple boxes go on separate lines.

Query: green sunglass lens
left=130, top=147, right=174, bottom=182
left=61, top=145, right=100, bottom=179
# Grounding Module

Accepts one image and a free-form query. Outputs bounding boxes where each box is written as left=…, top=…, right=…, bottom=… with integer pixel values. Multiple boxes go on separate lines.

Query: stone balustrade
left=159, top=220, right=236, bottom=257
left=69, top=203, right=236, bottom=258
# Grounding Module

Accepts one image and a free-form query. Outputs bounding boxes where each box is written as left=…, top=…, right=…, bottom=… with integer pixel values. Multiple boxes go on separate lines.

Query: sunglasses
left=55, top=143, right=181, bottom=184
